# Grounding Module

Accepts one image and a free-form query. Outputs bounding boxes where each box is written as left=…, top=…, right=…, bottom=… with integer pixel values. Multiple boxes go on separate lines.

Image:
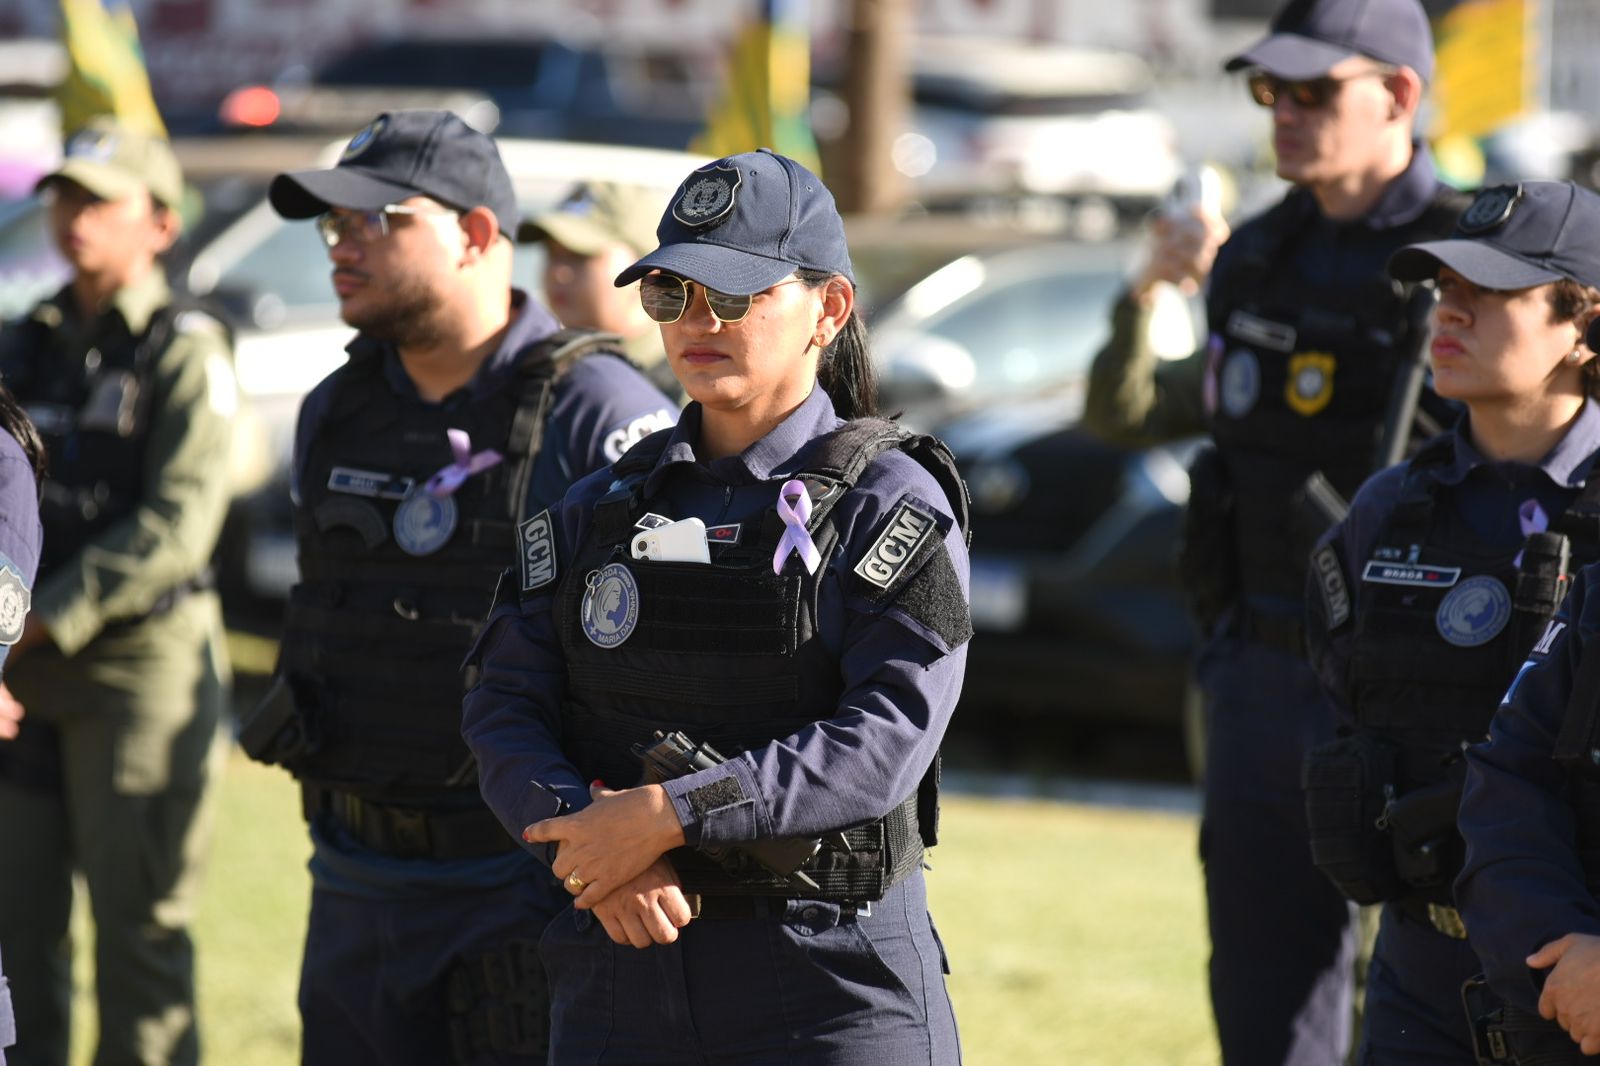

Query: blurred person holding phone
left=0, top=118, right=236, bottom=1066
left=1081, top=0, right=1469, bottom=1062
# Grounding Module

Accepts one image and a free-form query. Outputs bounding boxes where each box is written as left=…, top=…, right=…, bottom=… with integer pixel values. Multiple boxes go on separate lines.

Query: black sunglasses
left=1246, top=69, right=1390, bottom=110
left=638, top=273, right=802, bottom=324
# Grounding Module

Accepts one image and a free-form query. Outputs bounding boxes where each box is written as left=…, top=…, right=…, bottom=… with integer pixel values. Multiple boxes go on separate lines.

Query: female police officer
left=1304, top=180, right=1600, bottom=1064
left=461, top=148, right=968, bottom=1064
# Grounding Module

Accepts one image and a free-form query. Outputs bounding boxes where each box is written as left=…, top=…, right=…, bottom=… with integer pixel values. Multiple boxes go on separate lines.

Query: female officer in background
left=0, top=381, right=45, bottom=1065
left=461, top=148, right=968, bottom=1064
left=1304, top=180, right=1600, bottom=1063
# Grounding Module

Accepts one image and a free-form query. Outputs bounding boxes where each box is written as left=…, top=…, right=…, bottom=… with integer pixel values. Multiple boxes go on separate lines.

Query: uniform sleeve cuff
left=663, top=759, right=764, bottom=850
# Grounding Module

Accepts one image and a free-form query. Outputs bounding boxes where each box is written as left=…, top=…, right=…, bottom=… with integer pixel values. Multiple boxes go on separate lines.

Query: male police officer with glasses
left=243, top=110, right=675, bottom=1065
left=1083, top=1, right=1467, bottom=1063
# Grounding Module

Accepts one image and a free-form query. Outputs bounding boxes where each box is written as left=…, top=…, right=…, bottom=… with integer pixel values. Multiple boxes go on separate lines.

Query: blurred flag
left=692, top=0, right=821, bottom=174
left=1430, top=0, right=1535, bottom=142
left=57, top=0, right=168, bottom=139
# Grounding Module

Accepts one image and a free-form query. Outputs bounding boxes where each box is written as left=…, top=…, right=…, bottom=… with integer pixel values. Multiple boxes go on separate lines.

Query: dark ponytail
left=0, top=383, right=45, bottom=487
left=798, top=269, right=876, bottom=420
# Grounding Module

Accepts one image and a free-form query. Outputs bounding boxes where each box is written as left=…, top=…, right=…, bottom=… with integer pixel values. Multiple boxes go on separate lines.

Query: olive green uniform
left=1081, top=294, right=1208, bottom=446
left=0, top=272, right=234, bottom=1066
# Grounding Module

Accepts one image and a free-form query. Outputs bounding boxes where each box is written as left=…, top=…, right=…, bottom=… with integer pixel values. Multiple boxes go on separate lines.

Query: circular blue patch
left=581, top=563, right=640, bottom=649
left=341, top=116, right=388, bottom=162
left=1436, top=574, right=1511, bottom=648
left=1219, top=349, right=1260, bottom=418
left=393, top=488, right=458, bottom=556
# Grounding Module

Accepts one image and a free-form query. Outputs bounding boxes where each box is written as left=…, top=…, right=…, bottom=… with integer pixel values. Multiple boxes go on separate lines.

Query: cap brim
left=1387, top=240, right=1565, bottom=290
left=614, top=242, right=798, bottom=296
left=269, top=166, right=424, bottom=219
left=517, top=213, right=614, bottom=254
left=38, top=161, right=147, bottom=204
left=1224, top=33, right=1359, bottom=79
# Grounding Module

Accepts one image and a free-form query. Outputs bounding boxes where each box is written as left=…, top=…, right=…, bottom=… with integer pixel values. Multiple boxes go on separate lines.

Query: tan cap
left=38, top=117, right=184, bottom=210
left=518, top=180, right=661, bottom=257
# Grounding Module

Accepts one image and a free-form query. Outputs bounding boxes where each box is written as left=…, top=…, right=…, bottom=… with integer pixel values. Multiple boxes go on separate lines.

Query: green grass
left=68, top=750, right=1218, bottom=1065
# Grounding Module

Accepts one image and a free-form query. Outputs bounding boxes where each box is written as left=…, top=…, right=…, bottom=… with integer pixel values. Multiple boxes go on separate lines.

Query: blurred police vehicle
left=868, top=238, right=1204, bottom=729
left=215, top=35, right=712, bottom=151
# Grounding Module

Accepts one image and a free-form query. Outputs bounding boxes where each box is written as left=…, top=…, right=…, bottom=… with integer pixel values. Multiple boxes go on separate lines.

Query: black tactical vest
left=552, top=418, right=969, bottom=900
left=1204, top=187, right=1466, bottom=608
left=277, top=329, right=616, bottom=803
left=0, top=297, right=214, bottom=576
left=1349, top=437, right=1600, bottom=792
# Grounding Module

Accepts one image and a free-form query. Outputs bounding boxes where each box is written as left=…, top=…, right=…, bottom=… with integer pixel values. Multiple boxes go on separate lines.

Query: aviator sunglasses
left=1246, top=68, right=1391, bottom=110
left=315, top=203, right=458, bottom=248
left=639, top=273, right=804, bottom=325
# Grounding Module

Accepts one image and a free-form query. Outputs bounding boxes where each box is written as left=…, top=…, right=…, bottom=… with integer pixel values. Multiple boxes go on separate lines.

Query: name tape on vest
left=328, top=466, right=416, bottom=500
left=854, top=503, right=936, bottom=589
left=1226, top=310, right=1297, bottom=353
left=1312, top=546, right=1350, bottom=630
left=520, top=509, right=558, bottom=592
left=1361, top=561, right=1462, bottom=588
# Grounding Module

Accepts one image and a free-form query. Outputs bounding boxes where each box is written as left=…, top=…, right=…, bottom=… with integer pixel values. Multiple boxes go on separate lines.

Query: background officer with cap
left=519, top=180, right=682, bottom=401
left=463, top=147, right=966, bottom=1064
left=0, top=384, right=44, bottom=1066
left=1306, top=180, right=1600, bottom=1064
left=0, top=117, right=237, bottom=1066
left=242, top=109, right=675, bottom=1065
left=1082, top=0, right=1467, bottom=1061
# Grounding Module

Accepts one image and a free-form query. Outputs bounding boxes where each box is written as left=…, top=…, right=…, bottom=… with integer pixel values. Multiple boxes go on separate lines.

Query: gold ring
left=564, top=871, right=588, bottom=893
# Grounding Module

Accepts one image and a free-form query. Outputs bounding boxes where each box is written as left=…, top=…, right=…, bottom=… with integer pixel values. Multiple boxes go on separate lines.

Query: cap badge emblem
left=672, top=165, right=741, bottom=229
left=66, top=128, right=117, bottom=163
left=341, top=116, right=389, bottom=163
left=1459, top=184, right=1522, bottom=235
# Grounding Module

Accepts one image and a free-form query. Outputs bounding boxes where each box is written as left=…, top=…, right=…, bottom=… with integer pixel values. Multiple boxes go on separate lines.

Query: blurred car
left=215, top=35, right=712, bottom=151
left=864, top=237, right=1204, bottom=730
left=817, top=37, right=1181, bottom=214
left=183, top=137, right=711, bottom=606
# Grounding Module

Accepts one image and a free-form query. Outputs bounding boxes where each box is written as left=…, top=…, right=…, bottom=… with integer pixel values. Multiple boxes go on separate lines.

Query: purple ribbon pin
left=1514, top=498, right=1549, bottom=567
left=773, top=479, right=821, bottom=575
left=425, top=429, right=504, bottom=499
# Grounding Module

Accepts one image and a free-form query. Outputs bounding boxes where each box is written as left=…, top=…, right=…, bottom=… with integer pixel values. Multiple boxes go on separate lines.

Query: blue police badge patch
left=1219, top=350, right=1260, bottom=418
left=519, top=509, right=558, bottom=593
left=393, top=487, right=458, bottom=556
left=672, top=165, right=741, bottom=229
left=581, top=563, right=639, bottom=648
left=1436, top=575, right=1512, bottom=648
left=0, top=560, right=30, bottom=646
left=341, top=116, right=388, bottom=162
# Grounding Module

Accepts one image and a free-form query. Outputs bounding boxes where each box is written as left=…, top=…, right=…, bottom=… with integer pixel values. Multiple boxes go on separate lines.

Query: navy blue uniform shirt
left=1309, top=401, right=1600, bottom=718
left=291, top=290, right=677, bottom=896
left=462, top=385, right=969, bottom=858
left=1457, top=556, right=1600, bottom=1013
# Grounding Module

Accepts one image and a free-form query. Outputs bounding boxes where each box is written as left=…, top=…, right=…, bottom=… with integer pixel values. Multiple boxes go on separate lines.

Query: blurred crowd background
left=1, top=0, right=1596, bottom=761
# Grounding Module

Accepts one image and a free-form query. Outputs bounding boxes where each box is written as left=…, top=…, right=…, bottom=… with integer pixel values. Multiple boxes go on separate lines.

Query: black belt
left=1239, top=607, right=1306, bottom=657
left=689, top=894, right=872, bottom=921
left=302, top=786, right=519, bottom=862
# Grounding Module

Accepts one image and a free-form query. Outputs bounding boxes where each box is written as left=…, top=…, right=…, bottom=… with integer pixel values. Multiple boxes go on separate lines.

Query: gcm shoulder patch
left=853, top=502, right=936, bottom=590
left=1311, top=545, right=1350, bottom=631
left=519, top=509, right=558, bottom=593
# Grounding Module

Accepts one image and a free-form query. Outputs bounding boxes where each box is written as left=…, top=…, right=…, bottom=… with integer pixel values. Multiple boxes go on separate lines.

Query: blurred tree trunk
left=832, top=0, right=909, bottom=215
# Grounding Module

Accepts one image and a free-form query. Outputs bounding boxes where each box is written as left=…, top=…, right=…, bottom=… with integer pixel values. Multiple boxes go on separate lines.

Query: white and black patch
left=519, top=509, right=558, bottom=593
left=1532, top=620, right=1567, bottom=657
left=1225, top=310, right=1296, bottom=352
left=1361, top=560, right=1462, bottom=588
left=1312, top=546, right=1350, bottom=630
left=672, top=165, right=741, bottom=229
left=634, top=512, right=673, bottom=531
left=603, top=408, right=676, bottom=463
left=854, top=503, right=937, bottom=590
left=0, top=561, right=31, bottom=646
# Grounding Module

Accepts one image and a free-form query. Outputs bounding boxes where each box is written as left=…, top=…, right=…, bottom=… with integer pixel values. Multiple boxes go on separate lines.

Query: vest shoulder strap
left=1555, top=630, right=1600, bottom=773
left=797, top=418, right=972, bottom=544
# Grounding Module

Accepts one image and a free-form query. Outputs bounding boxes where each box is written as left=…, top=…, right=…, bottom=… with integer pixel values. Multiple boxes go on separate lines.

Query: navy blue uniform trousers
left=1357, top=906, right=1480, bottom=1064
left=540, top=872, right=959, bottom=1065
left=1201, top=636, right=1358, bottom=1065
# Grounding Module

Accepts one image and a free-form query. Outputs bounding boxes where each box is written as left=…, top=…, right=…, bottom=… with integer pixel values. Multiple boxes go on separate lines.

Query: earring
left=1569, top=348, right=1584, bottom=365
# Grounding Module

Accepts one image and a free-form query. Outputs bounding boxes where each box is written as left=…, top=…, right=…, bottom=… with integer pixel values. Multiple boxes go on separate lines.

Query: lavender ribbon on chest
left=773, top=479, right=821, bottom=575
left=425, top=428, right=504, bottom=499
left=1514, top=498, right=1549, bottom=568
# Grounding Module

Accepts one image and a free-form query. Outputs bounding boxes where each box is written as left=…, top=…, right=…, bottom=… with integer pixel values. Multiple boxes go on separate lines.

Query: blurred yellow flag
left=692, top=0, right=821, bottom=174
left=57, top=0, right=168, bottom=139
left=1431, top=0, right=1534, bottom=142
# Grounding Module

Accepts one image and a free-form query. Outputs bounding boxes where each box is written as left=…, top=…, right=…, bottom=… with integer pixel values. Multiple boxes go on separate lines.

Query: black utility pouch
left=1388, top=776, right=1467, bottom=894
left=1302, top=732, right=1402, bottom=904
left=1176, top=445, right=1237, bottom=635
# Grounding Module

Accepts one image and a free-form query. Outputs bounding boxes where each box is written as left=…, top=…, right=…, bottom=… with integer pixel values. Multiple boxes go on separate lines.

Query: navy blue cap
left=613, top=149, right=854, bottom=296
left=269, top=110, right=519, bottom=239
left=1388, top=181, right=1600, bottom=295
left=1225, top=0, right=1434, bottom=84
